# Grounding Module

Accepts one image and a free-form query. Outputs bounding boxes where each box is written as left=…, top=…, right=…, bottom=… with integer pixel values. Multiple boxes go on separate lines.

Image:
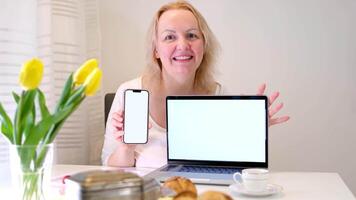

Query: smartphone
left=123, top=89, right=149, bottom=144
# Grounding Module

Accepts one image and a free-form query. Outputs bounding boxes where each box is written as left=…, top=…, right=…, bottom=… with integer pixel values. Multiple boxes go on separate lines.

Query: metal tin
left=65, top=170, right=161, bottom=200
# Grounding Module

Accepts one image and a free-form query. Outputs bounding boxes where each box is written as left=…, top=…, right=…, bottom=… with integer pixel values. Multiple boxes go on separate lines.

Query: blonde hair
left=143, top=0, right=220, bottom=94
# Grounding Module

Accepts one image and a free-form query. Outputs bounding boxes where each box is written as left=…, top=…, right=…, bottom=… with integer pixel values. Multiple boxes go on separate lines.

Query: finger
left=269, top=116, right=290, bottom=127
left=118, top=109, right=124, bottom=116
left=113, top=130, right=124, bottom=137
left=112, top=112, right=124, bottom=118
left=112, top=115, right=123, bottom=123
left=112, top=112, right=119, bottom=121
left=117, top=135, right=123, bottom=142
left=111, top=115, right=124, bottom=123
left=112, top=120, right=123, bottom=130
left=112, top=113, right=124, bottom=129
left=113, top=132, right=124, bottom=141
left=268, top=92, right=279, bottom=107
left=257, top=83, right=266, bottom=95
left=269, top=103, right=283, bottom=118
left=148, top=122, right=153, bottom=129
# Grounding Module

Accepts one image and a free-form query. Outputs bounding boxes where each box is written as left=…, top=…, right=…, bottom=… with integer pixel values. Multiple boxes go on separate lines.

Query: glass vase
left=9, top=144, right=54, bottom=200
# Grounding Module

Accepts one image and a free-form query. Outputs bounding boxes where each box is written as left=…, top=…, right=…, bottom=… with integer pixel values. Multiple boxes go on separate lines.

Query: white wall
left=99, top=0, right=356, bottom=195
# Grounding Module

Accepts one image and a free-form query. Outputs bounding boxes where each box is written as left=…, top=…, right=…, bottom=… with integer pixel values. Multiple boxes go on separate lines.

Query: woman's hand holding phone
left=111, top=110, right=136, bottom=149
left=108, top=89, right=150, bottom=166
left=111, top=109, right=152, bottom=146
left=108, top=109, right=137, bottom=167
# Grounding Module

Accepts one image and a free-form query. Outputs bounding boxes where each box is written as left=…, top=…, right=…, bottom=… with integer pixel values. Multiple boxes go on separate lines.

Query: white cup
left=233, top=168, right=269, bottom=192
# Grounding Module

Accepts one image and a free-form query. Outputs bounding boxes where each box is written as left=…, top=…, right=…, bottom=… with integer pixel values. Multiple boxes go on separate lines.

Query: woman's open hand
left=257, top=84, right=290, bottom=127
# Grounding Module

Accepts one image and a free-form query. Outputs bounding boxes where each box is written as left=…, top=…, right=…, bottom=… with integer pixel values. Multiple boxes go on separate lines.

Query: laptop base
left=145, top=164, right=242, bottom=186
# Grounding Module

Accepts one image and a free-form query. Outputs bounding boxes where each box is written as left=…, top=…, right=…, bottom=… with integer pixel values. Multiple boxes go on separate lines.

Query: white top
left=101, top=77, right=224, bottom=168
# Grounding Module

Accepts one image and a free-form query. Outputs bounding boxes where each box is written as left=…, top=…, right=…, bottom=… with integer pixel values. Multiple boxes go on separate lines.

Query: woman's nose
left=176, top=38, right=190, bottom=50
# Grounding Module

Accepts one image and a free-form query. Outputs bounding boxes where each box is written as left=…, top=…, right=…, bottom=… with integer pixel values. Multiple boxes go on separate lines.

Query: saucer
left=229, top=183, right=283, bottom=197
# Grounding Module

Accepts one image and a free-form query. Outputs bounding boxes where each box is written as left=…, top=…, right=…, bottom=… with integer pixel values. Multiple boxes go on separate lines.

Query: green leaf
left=37, top=89, right=50, bottom=119
left=15, top=90, right=37, bottom=144
left=20, top=89, right=37, bottom=120
left=21, top=105, right=35, bottom=144
left=24, top=104, right=75, bottom=145
left=35, top=144, right=51, bottom=170
left=32, top=98, right=36, bottom=122
left=12, top=92, right=20, bottom=104
left=56, top=74, right=73, bottom=111
left=14, top=91, right=24, bottom=144
left=17, top=147, right=33, bottom=170
left=46, top=96, right=85, bottom=144
left=0, top=103, right=14, bottom=143
left=64, top=86, right=85, bottom=107
left=23, top=117, right=53, bottom=145
left=52, top=104, right=75, bottom=124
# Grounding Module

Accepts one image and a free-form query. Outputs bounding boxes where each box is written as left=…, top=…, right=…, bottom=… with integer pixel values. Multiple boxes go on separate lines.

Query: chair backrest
left=104, top=93, right=115, bottom=126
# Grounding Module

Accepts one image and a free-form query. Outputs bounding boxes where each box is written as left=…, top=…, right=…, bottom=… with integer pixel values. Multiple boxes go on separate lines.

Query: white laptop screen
left=166, top=96, right=267, bottom=164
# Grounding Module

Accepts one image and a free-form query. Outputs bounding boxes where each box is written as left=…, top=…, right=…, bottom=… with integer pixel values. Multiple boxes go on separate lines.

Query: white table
left=197, top=172, right=355, bottom=200
left=1, top=164, right=355, bottom=199
left=52, top=165, right=355, bottom=200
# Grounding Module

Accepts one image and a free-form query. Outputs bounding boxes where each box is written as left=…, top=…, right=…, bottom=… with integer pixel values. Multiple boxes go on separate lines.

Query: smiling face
left=155, top=9, right=204, bottom=83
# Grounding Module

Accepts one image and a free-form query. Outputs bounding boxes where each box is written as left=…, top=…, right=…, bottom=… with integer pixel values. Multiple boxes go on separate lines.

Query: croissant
left=173, top=191, right=197, bottom=200
left=163, top=176, right=198, bottom=196
left=163, top=177, right=233, bottom=200
left=198, top=191, right=233, bottom=200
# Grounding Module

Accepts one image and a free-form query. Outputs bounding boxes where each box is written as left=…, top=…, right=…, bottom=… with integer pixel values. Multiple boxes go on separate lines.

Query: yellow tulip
left=83, top=68, right=102, bottom=96
left=19, top=58, right=44, bottom=90
left=73, top=59, right=98, bottom=85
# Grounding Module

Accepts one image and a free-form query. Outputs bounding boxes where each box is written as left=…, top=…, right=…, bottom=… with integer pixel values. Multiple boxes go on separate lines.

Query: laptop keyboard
left=165, top=165, right=239, bottom=174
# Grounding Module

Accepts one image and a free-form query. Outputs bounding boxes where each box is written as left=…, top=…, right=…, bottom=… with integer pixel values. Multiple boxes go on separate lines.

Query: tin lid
left=143, top=177, right=160, bottom=191
left=67, top=170, right=143, bottom=191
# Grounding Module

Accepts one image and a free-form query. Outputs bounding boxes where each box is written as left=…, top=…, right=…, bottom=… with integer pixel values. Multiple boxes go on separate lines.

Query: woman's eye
left=187, top=33, right=198, bottom=39
left=164, top=35, right=175, bottom=41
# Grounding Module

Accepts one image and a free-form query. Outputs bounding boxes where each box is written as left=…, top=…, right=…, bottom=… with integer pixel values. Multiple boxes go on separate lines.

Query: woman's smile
left=172, top=53, right=194, bottom=63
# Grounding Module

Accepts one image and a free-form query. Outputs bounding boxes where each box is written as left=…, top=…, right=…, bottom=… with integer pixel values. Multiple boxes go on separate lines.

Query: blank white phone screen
left=124, top=90, right=149, bottom=143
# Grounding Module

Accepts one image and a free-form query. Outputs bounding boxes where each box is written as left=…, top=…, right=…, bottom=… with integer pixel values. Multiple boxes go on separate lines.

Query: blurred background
left=0, top=0, right=355, bottom=196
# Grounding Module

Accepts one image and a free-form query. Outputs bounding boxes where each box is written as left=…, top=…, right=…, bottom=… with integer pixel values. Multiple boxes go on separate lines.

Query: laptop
left=145, top=95, right=268, bottom=185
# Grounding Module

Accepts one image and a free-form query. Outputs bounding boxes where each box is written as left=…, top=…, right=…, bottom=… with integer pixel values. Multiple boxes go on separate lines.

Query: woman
left=102, top=1, right=289, bottom=168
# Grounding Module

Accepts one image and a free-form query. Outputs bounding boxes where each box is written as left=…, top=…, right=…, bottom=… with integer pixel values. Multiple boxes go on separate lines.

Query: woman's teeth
left=173, top=56, right=193, bottom=61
